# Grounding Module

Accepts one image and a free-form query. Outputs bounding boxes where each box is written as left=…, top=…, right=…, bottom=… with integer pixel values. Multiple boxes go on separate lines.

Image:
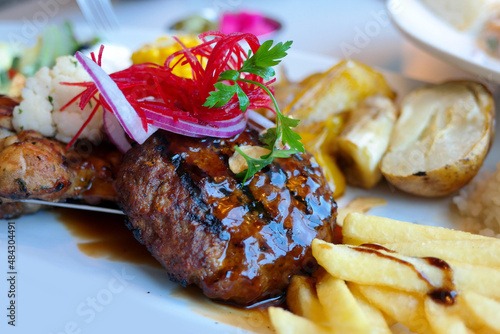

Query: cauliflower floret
left=12, top=67, right=55, bottom=137
left=12, top=55, right=103, bottom=144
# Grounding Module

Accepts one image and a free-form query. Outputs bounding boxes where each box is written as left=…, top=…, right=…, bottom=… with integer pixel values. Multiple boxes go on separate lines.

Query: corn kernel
left=131, top=35, right=202, bottom=78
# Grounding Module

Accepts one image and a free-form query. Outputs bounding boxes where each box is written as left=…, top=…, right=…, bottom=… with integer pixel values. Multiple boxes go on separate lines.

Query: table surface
left=0, top=0, right=482, bottom=84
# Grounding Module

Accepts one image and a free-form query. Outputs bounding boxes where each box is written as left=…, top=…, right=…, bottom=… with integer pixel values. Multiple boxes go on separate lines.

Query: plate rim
left=387, top=0, right=500, bottom=84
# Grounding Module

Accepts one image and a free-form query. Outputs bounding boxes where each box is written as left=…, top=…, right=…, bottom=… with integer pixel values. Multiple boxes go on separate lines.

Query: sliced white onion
left=75, top=51, right=157, bottom=145
left=103, top=108, right=132, bottom=153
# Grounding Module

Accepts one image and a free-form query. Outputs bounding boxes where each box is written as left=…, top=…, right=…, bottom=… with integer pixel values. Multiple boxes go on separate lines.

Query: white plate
left=387, top=0, right=500, bottom=84
left=1, top=23, right=500, bottom=334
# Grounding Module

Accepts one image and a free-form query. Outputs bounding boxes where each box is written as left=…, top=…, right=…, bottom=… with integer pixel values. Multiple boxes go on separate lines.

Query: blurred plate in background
left=387, top=0, right=500, bottom=83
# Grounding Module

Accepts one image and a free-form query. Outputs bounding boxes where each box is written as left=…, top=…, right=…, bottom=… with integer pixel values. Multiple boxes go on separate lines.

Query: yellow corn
left=131, top=35, right=201, bottom=78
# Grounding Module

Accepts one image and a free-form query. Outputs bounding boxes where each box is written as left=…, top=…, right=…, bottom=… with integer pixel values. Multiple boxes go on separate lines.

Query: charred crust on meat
left=240, top=186, right=272, bottom=222
left=124, top=218, right=143, bottom=242
left=293, top=194, right=313, bottom=215
left=15, top=178, right=27, bottom=194
left=55, top=182, right=65, bottom=192
left=413, top=171, right=427, bottom=176
left=172, top=153, right=222, bottom=234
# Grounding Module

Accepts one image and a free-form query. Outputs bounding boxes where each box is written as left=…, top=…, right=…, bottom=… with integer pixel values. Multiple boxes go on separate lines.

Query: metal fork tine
left=100, top=0, right=120, bottom=30
left=76, top=0, right=95, bottom=29
left=94, top=0, right=116, bottom=32
left=92, top=0, right=111, bottom=32
left=21, top=199, right=125, bottom=215
left=77, top=0, right=120, bottom=34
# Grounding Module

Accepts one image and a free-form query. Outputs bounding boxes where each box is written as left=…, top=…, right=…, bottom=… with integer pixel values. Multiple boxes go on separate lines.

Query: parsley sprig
left=204, top=40, right=304, bottom=183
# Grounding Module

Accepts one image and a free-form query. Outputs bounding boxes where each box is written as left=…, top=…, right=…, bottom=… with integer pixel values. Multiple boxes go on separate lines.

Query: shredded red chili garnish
left=62, top=32, right=274, bottom=149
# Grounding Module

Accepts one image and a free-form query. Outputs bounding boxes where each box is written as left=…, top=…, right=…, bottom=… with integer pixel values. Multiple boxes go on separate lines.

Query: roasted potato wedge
left=300, top=115, right=346, bottom=197
left=283, top=60, right=394, bottom=196
left=337, top=95, right=397, bottom=188
left=284, top=59, right=395, bottom=129
left=381, top=81, right=495, bottom=197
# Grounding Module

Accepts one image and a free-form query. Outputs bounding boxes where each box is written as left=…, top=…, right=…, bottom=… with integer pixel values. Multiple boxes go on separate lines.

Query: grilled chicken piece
left=0, top=199, right=42, bottom=219
left=0, top=95, right=121, bottom=218
left=0, top=130, right=77, bottom=201
left=0, top=130, right=121, bottom=212
left=0, top=95, right=17, bottom=130
left=116, top=129, right=337, bottom=305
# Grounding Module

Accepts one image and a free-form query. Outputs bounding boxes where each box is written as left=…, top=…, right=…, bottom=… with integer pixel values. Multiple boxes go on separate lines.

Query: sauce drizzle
left=355, top=244, right=457, bottom=305
left=56, top=208, right=161, bottom=267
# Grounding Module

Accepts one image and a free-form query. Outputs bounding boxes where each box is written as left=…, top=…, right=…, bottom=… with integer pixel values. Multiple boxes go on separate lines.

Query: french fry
left=424, top=297, right=471, bottom=334
left=316, top=274, right=371, bottom=334
left=382, top=240, right=500, bottom=268
left=462, top=291, right=500, bottom=333
left=286, top=275, right=327, bottom=324
left=268, top=307, right=331, bottom=334
left=302, top=213, right=500, bottom=334
left=347, top=283, right=392, bottom=334
left=312, top=240, right=444, bottom=293
left=314, top=239, right=500, bottom=299
left=352, top=284, right=432, bottom=334
left=342, top=213, right=492, bottom=245
left=451, top=261, right=500, bottom=299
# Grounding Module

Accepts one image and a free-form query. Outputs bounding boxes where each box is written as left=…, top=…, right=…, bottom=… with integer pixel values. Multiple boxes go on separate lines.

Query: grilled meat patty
left=116, top=128, right=337, bottom=305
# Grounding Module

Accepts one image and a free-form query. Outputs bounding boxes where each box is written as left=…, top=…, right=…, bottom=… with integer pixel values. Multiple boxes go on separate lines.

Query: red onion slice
left=145, top=111, right=247, bottom=138
left=103, top=108, right=132, bottom=153
left=75, top=51, right=157, bottom=145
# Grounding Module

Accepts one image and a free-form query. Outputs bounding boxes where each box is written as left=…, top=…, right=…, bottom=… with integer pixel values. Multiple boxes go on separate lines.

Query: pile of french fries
left=269, top=212, right=500, bottom=334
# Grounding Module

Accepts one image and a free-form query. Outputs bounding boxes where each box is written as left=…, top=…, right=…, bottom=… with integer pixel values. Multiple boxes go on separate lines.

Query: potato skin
left=381, top=81, right=495, bottom=197
left=383, top=133, right=490, bottom=197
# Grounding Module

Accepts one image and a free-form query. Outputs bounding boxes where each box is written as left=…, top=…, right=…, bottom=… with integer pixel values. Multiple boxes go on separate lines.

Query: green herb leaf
left=234, top=146, right=274, bottom=183
left=203, top=82, right=238, bottom=108
left=235, top=85, right=249, bottom=112
left=219, top=69, right=240, bottom=81
left=254, top=40, right=293, bottom=67
left=279, top=114, right=304, bottom=153
left=261, top=127, right=277, bottom=149
left=204, top=39, right=303, bottom=184
left=239, top=40, right=292, bottom=80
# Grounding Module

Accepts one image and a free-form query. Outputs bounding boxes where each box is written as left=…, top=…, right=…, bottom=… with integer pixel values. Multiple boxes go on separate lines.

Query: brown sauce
left=360, top=243, right=396, bottom=253
left=422, top=257, right=457, bottom=306
left=353, top=244, right=457, bottom=305
left=55, top=208, right=161, bottom=267
left=57, top=207, right=277, bottom=331
left=170, top=285, right=277, bottom=334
